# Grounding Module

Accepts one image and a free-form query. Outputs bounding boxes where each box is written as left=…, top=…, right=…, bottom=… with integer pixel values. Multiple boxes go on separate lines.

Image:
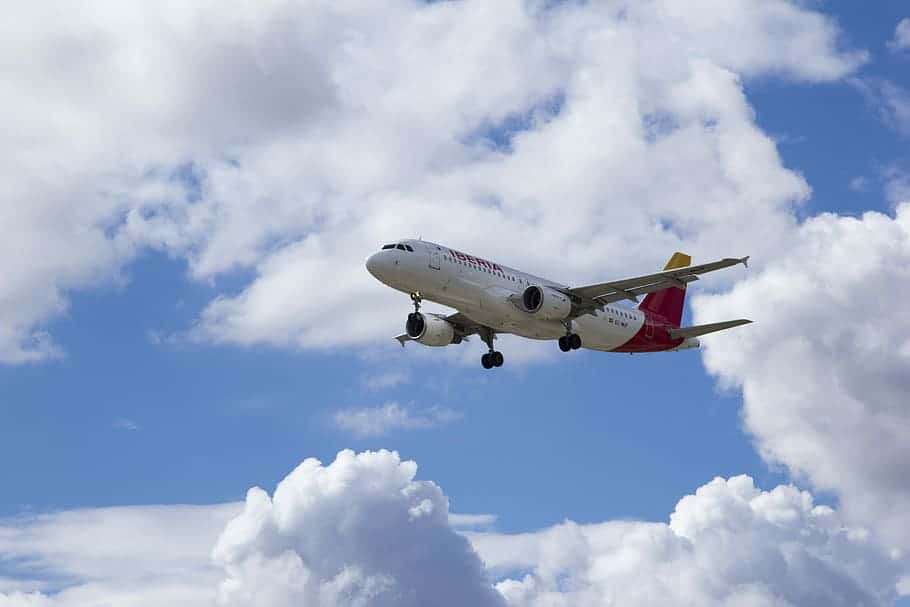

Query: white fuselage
left=366, top=239, right=648, bottom=352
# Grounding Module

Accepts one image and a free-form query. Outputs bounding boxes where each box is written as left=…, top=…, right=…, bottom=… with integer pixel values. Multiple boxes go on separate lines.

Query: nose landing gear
left=480, top=327, right=504, bottom=369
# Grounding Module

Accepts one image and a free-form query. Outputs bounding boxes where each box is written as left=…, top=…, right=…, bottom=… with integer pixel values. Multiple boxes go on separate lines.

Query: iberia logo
left=448, top=249, right=503, bottom=272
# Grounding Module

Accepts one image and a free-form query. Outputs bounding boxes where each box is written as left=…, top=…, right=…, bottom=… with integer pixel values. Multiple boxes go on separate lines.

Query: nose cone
left=365, top=252, right=385, bottom=281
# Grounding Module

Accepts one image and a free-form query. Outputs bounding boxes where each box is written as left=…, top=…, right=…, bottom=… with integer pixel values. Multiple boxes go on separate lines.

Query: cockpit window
left=382, top=243, right=414, bottom=252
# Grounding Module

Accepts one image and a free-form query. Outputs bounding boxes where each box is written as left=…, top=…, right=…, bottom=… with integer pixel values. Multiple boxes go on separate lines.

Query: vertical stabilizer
left=638, top=252, right=691, bottom=327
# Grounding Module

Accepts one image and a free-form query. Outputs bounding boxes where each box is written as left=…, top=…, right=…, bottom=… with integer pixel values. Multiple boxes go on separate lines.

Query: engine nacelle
left=405, top=312, right=457, bottom=347
left=521, top=285, right=573, bottom=321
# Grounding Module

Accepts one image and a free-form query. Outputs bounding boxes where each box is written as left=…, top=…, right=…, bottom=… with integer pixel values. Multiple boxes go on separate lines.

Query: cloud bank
left=476, top=475, right=901, bottom=607
left=693, top=204, right=910, bottom=552
left=0, top=451, right=903, bottom=606
left=1, top=0, right=865, bottom=362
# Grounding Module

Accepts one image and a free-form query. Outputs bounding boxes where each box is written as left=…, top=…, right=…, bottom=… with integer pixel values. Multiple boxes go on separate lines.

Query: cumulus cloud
left=692, top=204, right=910, bottom=550
left=474, top=475, right=902, bottom=607
left=889, top=18, right=910, bottom=52
left=0, top=0, right=864, bottom=363
left=212, top=449, right=505, bottom=607
left=333, top=402, right=462, bottom=437
left=1, top=454, right=902, bottom=606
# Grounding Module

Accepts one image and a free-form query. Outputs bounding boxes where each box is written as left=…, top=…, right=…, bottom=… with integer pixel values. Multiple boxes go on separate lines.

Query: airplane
left=365, top=239, right=751, bottom=369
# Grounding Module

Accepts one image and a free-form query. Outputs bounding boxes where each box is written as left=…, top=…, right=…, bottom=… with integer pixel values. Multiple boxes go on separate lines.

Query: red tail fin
left=638, top=252, right=690, bottom=327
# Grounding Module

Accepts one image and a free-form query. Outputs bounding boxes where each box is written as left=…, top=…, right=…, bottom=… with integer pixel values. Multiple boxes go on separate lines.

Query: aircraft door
left=645, top=321, right=654, bottom=339
left=429, top=249, right=441, bottom=270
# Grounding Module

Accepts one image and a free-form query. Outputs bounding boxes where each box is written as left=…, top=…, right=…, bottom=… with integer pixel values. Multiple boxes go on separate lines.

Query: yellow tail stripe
left=663, top=252, right=691, bottom=270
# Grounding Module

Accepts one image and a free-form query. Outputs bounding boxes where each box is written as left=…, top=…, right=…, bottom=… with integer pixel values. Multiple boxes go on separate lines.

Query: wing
left=394, top=312, right=488, bottom=346
left=565, top=256, right=749, bottom=315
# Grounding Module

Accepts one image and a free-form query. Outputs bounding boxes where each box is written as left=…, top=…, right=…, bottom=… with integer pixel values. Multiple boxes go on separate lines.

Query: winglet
left=395, top=334, right=409, bottom=347
left=741, top=256, right=750, bottom=268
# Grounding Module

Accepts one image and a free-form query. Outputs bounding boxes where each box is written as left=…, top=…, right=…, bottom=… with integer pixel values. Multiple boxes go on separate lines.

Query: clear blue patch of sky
left=745, top=0, right=909, bottom=218
left=462, top=91, right=565, bottom=154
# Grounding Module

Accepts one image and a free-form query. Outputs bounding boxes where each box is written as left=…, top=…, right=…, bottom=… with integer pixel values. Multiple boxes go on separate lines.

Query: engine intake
left=405, top=312, right=457, bottom=347
left=521, top=285, right=572, bottom=321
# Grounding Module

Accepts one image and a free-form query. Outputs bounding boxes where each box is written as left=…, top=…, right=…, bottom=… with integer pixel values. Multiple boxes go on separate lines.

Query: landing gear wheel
left=479, top=327, right=503, bottom=370
left=558, top=336, right=571, bottom=352
left=569, top=333, right=582, bottom=350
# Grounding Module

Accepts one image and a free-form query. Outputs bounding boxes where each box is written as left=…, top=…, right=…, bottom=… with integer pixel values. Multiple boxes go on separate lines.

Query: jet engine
left=405, top=312, right=458, bottom=346
left=521, top=285, right=573, bottom=321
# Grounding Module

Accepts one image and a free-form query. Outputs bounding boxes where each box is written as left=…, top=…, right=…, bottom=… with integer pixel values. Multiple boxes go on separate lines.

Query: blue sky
left=1, top=249, right=774, bottom=529
left=2, top=2, right=910, bottom=605
left=746, top=3, right=908, bottom=219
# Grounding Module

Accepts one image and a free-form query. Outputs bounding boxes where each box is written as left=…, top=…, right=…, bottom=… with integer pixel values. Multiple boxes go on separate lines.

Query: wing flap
left=668, top=319, right=752, bottom=339
left=575, top=274, right=701, bottom=305
left=565, top=256, right=748, bottom=315
left=569, top=256, right=748, bottom=302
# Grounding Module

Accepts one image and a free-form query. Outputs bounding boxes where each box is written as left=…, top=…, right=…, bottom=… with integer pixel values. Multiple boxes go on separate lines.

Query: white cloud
left=361, top=369, right=410, bottom=392
left=889, top=18, right=910, bottom=52
left=853, top=78, right=910, bottom=137
left=449, top=513, right=498, bottom=531
left=474, top=475, right=902, bottom=607
left=884, top=166, right=910, bottom=206
left=113, top=417, right=139, bottom=431
left=0, top=502, right=240, bottom=606
left=692, top=204, right=910, bottom=551
left=1, top=454, right=901, bottom=606
left=0, top=0, right=864, bottom=363
left=332, top=402, right=461, bottom=437
left=849, top=176, right=869, bottom=192
left=212, top=449, right=505, bottom=607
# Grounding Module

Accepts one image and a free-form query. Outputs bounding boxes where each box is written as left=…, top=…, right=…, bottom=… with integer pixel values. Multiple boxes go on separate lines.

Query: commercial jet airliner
left=366, top=240, right=751, bottom=369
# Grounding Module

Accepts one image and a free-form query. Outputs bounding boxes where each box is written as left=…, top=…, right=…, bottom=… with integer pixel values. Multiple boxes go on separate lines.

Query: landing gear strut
left=480, top=327, right=504, bottom=369
left=410, top=291, right=422, bottom=313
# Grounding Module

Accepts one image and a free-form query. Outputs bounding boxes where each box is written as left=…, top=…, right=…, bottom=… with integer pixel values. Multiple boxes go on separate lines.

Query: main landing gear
left=480, top=327, right=504, bottom=370
left=558, top=323, right=582, bottom=353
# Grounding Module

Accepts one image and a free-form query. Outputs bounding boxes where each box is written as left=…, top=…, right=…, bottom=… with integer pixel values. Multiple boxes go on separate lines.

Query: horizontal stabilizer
left=669, top=319, right=752, bottom=339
